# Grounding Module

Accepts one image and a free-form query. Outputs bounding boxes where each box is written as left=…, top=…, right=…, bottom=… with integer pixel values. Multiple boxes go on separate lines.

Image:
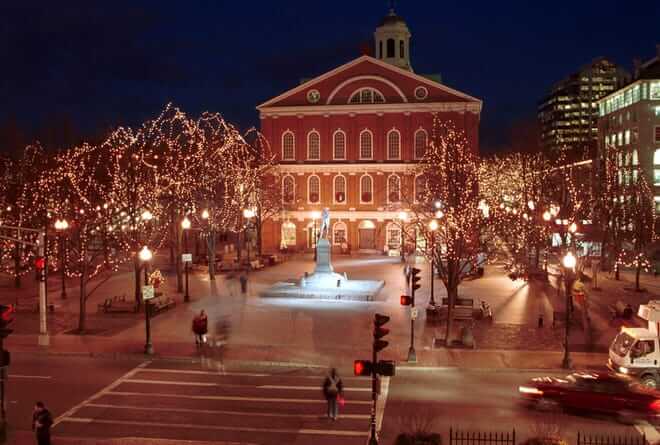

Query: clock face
left=307, top=89, right=321, bottom=104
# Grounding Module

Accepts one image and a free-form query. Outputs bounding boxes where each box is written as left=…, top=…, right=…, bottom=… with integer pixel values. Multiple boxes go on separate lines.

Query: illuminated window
left=308, top=175, right=320, bottom=203
left=415, top=175, right=427, bottom=202
left=332, top=222, right=347, bottom=246
left=360, top=175, right=373, bottom=203
left=282, top=131, right=295, bottom=160
left=359, top=130, right=373, bottom=159
left=334, top=175, right=346, bottom=204
left=632, top=149, right=639, bottom=166
left=654, top=149, right=660, bottom=165
left=617, top=132, right=623, bottom=146
left=651, top=82, right=660, bottom=100
left=655, top=170, right=660, bottom=186
left=388, top=174, right=400, bottom=203
left=333, top=130, right=346, bottom=160
left=307, top=130, right=320, bottom=160
left=624, top=130, right=630, bottom=145
left=414, top=129, right=427, bottom=159
left=387, top=129, right=401, bottom=159
left=282, top=175, right=295, bottom=203
left=281, top=222, right=296, bottom=247
left=349, top=88, right=385, bottom=104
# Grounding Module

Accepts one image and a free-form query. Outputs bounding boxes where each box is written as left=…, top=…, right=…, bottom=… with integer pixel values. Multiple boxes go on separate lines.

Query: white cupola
left=374, top=6, right=412, bottom=71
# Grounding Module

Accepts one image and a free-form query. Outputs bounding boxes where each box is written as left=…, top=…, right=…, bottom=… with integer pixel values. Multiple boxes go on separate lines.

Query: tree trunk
left=14, top=242, right=21, bottom=288
left=134, top=255, right=142, bottom=310
left=78, top=259, right=88, bottom=333
left=636, top=263, right=642, bottom=291
left=175, top=214, right=183, bottom=293
left=256, top=216, right=263, bottom=257
left=207, top=231, right=216, bottom=281
left=444, top=260, right=458, bottom=346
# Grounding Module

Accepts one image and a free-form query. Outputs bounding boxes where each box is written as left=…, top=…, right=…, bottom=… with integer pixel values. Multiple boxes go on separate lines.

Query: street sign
left=411, top=307, right=418, bottom=320
left=182, top=253, right=192, bottom=263
left=142, top=285, right=155, bottom=300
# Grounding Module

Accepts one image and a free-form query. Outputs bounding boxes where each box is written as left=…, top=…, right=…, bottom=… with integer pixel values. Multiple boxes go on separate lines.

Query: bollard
left=538, top=314, right=544, bottom=328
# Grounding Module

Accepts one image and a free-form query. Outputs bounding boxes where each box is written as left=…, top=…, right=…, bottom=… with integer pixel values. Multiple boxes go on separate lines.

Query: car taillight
left=649, top=400, right=660, bottom=411
left=519, top=386, right=544, bottom=396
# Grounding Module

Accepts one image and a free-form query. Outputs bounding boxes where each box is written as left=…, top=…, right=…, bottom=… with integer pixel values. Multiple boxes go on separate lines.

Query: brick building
left=258, top=8, right=482, bottom=254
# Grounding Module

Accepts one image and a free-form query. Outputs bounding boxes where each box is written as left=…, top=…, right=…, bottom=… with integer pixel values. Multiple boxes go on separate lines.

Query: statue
left=319, top=208, right=330, bottom=240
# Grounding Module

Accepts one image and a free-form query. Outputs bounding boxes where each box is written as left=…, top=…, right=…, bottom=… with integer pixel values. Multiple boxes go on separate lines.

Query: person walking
left=192, top=309, right=208, bottom=347
left=32, top=401, right=53, bottom=445
left=322, top=368, right=343, bottom=420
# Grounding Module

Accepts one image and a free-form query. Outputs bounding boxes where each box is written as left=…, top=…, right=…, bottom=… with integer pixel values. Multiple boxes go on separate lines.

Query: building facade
left=258, top=9, right=482, bottom=254
left=538, top=58, right=628, bottom=160
left=596, top=46, right=660, bottom=211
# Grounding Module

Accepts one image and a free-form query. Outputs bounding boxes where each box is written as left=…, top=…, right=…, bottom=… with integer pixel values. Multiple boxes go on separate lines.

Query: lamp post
left=139, top=246, right=153, bottom=355
left=54, top=219, right=69, bottom=299
left=398, top=211, right=408, bottom=262
left=243, top=208, right=256, bottom=269
left=311, top=210, right=321, bottom=261
left=428, top=219, right=439, bottom=307
left=181, top=216, right=191, bottom=302
left=562, top=251, right=576, bottom=369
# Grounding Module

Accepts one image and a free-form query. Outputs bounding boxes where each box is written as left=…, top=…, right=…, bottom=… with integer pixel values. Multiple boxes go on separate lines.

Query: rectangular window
left=387, top=227, right=401, bottom=250
left=632, top=128, right=639, bottom=143
left=651, top=82, right=660, bottom=100
left=655, top=197, right=660, bottom=215
left=655, top=169, right=660, bottom=186
left=617, top=132, right=623, bottom=146
left=655, top=126, right=660, bottom=143
left=624, top=129, right=630, bottom=145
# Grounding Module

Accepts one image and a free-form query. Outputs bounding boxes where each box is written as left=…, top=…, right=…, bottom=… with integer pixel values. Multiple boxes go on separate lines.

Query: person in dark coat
left=32, top=401, right=53, bottom=445
left=322, top=368, right=343, bottom=420
left=192, top=309, right=208, bottom=346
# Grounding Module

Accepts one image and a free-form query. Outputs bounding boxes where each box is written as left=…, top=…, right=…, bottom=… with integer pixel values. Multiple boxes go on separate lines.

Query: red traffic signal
left=400, top=295, right=413, bottom=306
left=35, top=257, right=45, bottom=270
left=374, top=313, right=390, bottom=353
left=0, top=304, right=15, bottom=330
left=354, top=359, right=373, bottom=376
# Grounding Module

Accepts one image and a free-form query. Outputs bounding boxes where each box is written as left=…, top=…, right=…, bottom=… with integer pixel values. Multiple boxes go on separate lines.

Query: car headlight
left=619, top=367, right=629, bottom=374
left=519, top=386, right=544, bottom=395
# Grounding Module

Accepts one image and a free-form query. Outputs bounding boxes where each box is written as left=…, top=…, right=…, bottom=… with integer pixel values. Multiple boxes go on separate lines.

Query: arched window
left=387, top=38, right=395, bottom=58
left=281, top=221, right=296, bottom=247
left=334, top=175, right=346, bottom=204
left=333, top=130, right=346, bottom=160
left=360, top=175, right=373, bottom=203
left=282, top=175, right=295, bottom=203
left=399, top=40, right=404, bottom=58
left=308, top=175, right=320, bottom=203
left=348, top=88, right=385, bottom=104
left=359, top=130, right=373, bottom=159
left=307, top=130, right=320, bottom=160
left=388, top=175, right=400, bottom=203
left=414, top=129, right=427, bottom=159
left=282, top=131, right=295, bottom=160
left=387, top=129, right=400, bottom=159
left=415, top=174, right=427, bottom=202
left=332, top=221, right=347, bottom=246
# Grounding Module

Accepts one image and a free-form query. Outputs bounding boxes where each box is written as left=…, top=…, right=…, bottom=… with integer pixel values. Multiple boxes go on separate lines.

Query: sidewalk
left=9, top=431, right=253, bottom=445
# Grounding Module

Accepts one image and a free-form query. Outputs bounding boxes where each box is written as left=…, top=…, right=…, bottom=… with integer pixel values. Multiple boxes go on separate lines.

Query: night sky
left=1, top=1, right=658, bottom=153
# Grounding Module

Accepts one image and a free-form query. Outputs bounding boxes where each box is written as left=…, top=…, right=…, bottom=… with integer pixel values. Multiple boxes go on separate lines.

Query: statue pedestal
left=314, top=239, right=334, bottom=274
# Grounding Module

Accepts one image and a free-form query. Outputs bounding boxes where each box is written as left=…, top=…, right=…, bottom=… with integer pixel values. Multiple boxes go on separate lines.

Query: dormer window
left=349, top=88, right=385, bottom=104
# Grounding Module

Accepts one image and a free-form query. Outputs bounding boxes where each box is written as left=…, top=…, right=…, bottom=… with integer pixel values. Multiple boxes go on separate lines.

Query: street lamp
left=311, top=210, right=321, bottom=261
left=54, top=219, right=69, bottom=299
left=201, top=209, right=210, bottom=220
left=139, top=246, right=153, bottom=355
left=181, top=216, right=191, bottom=302
left=398, top=211, right=408, bottom=262
left=561, top=251, right=576, bottom=369
left=243, top=208, right=256, bottom=266
left=428, top=219, right=439, bottom=307
left=141, top=210, right=153, bottom=222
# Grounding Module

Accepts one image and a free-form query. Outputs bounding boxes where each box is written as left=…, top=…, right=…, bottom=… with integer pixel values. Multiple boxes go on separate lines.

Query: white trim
left=278, top=162, right=419, bottom=174
left=359, top=129, right=374, bottom=160
left=281, top=130, right=295, bottom=161
left=333, top=174, right=347, bottom=205
left=332, top=129, right=347, bottom=160
left=359, top=174, right=374, bottom=204
left=307, top=174, right=321, bottom=204
left=331, top=78, right=405, bottom=104
left=261, top=101, right=481, bottom=118
left=332, top=221, right=347, bottom=246
left=386, top=128, right=401, bottom=160
left=387, top=173, right=401, bottom=204
left=413, top=128, right=427, bottom=160
left=281, top=174, right=296, bottom=204
left=257, top=55, right=481, bottom=109
left=307, top=129, right=320, bottom=160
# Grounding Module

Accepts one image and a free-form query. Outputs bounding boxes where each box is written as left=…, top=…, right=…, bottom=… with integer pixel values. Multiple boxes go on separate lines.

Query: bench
left=608, top=300, right=633, bottom=320
left=438, top=297, right=475, bottom=321
left=98, top=295, right=137, bottom=313
left=148, top=295, right=176, bottom=315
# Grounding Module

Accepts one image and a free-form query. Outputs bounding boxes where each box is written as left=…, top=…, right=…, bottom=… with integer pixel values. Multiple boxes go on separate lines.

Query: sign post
left=182, top=254, right=192, bottom=302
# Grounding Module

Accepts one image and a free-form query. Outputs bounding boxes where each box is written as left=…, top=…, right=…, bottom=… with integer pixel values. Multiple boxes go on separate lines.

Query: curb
left=396, top=364, right=610, bottom=373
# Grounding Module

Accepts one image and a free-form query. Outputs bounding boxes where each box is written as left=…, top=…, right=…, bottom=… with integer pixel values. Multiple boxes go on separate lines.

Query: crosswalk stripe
left=85, top=403, right=371, bottom=420
left=635, top=421, right=660, bottom=443
left=122, top=378, right=369, bottom=392
left=108, top=390, right=373, bottom=405
left=139, top=368, right=369, bottom=381
left=62, top=417, right=369, bottom=436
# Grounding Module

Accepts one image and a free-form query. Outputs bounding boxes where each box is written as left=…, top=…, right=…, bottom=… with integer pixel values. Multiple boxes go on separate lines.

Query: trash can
left=240, top=275, right=248, bottom=294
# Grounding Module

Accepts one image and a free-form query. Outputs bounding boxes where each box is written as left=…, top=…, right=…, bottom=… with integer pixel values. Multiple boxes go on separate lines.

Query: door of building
left=358, top=228, right=376, bottom=250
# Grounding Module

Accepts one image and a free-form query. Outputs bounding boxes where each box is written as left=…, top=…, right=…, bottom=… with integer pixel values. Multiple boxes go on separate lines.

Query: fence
left=577, top=432, right=646, bottom=445
left=449, top=428, right=516, bottom=445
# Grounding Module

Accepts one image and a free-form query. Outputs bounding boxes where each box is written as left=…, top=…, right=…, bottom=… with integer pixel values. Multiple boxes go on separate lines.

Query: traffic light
left=400, top=295, right=413, bottom=306
left=0, top=305, right=14, bottom=330
left=354, top=359, right=373, bottom=376
left=35, top=256, right=46, bottom=282
left=374, top=313, right=390, bottom=353
left=375, top=359, right=396, bottom=377
left=410, top=267, right=421, bottom=294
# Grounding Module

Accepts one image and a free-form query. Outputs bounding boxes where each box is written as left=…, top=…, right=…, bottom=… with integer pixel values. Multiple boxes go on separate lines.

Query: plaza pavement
left=2, top=252, right=659, bottom=371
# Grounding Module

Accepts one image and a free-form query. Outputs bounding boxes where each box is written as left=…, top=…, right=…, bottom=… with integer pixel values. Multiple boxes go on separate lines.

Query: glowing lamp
left=562, top=252, right=576, bottom=269
left=139, top=246, right=153, bottom=262
left=181, top=217, right=191, bottom=230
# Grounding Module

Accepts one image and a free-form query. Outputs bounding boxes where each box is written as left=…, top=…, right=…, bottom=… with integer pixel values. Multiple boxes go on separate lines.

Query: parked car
left=519, top=371, right=660, bottom=424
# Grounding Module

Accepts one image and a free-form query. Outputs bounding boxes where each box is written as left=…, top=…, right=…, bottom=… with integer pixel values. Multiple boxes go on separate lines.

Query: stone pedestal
left=314, top=239, right=334, bottom=274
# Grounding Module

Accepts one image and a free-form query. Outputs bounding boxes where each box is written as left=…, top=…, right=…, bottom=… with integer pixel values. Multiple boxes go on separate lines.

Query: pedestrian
left=32, top=401, right=53, bottom=445
left=192, top=309, right=208, bottom=347
left=322, top=368, right=343, bottom=420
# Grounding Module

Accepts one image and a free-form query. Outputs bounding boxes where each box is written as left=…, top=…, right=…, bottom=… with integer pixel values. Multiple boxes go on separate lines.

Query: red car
left=519, top=371, right=660, bottom=423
